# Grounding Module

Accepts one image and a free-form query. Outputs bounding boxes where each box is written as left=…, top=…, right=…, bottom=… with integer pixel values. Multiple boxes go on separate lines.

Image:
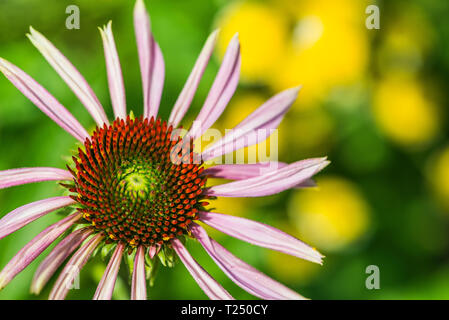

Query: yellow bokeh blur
left=216, top=0, right=369, bottom=107
left=215, top=1, right=288, bottom=82
left=288, top=176, right=370, bottom=252
left=273, top=0, right=369, bottom=106
left=372, top=74, right=440, bottom=148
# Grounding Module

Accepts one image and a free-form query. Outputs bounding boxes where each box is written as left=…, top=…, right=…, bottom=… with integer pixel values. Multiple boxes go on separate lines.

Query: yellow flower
left=271, top=0, right=369, bottom=106
left=372, top=74, right=439, bottom=148
left=215, top=1, right=288, bottom=82
left=289, top=176, right=370, bottom=252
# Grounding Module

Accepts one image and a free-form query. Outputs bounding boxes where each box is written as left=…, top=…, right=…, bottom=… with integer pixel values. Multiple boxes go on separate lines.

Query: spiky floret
left=65, top=116, right=207, bottom=250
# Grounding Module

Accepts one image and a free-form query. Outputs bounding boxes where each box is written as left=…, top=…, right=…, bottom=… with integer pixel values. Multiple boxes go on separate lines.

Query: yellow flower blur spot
left=271, top=0, right=369, bottom=107
left=372, top=74, right=439, bottom=147
left=428, top=146, right=449, bottom=211
left=289, top=176, right=370, bottom=252
left=215, top=1, right=287, bottom=82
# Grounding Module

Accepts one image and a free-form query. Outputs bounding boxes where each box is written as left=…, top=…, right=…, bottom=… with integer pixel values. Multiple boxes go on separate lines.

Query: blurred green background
left=1, top=0, right=449, bottom=299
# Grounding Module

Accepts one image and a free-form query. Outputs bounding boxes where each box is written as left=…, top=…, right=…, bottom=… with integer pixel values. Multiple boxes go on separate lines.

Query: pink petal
left=205, top=158, right=329, bottom=197
left=171, top=238, right=234, bottom=300
left=148, top=244, right=160, bottom=259
left=202, top=86, right=301, bottom=161
left=0, top=57, right=89, bottom=142
left=0, top=167, right=73, bottom=190
left=31, top=227, right=93, bottom=295
left=203, top=162, right=316, bottom=189
left=0, top=212, right=82, bottom=290
left=191, top=223, right=306, bottom=300
left=49, top=233, right=104, bottom=300
left=27, top=27, right=109, bottom=127
left=134, top=0, right=165, bottom=120
left=199, top=211, right=323, bottom=265
left=169, top=30, right=219, bottom=127
left=0, top=196, right=76, bottom=240
left=131, top=246, right=147, bottom=300
left=93, top=243, right=124, bottom=300
left=188, top=34, right=241, bottom=140
left=100, top=21, right=127, bottom=119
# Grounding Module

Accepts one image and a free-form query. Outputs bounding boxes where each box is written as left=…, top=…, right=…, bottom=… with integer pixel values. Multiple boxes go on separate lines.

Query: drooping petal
left=148, top=244, right=160, bottom=259
left=0, top=167, right=73, bottom=190
left=191, top=223, right=306, bottom=300
left=49, top=233, right=104, bottom=300
left=131, top=246, right=147, bottom=300
left=202, top=86, right=301, bottom=161
left=171, top=238, right=233, bottom=300
left=27, top=27, right=109, bottom=126
left=0, top=57, right=89, bottom=142
left=134, top=0, right=165, bottom=120
left=0, top=196, right=76, bottom=240
left=31, top=227, right=93, bottom=295
left=99, top=21, right=127, bottom=119
left=0, top=212, right=82, bottom=290
left=199, top=211, right=323, bottom=265
left=203, top=162, right=315, bottom=188
left=93, top=243, right=124, bottom=300
left=205, top=158, right=329, bottom=197
left=188, top=33, right=241, bottom=140
left=169, top=30, right=219, bottom=127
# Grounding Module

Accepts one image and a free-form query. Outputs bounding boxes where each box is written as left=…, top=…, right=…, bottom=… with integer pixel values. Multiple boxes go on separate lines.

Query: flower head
left=0, top=0, right=328, bottom=300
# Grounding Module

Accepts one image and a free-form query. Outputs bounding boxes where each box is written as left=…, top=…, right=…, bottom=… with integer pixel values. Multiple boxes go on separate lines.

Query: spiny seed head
left=65, top=116, right=207, bottom=250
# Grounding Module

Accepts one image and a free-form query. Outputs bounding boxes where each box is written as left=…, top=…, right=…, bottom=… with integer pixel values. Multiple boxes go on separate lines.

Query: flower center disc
left=68, top=116, right=206, bottom=248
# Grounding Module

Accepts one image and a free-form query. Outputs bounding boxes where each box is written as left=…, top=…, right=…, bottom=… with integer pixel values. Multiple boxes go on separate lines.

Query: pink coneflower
left=0, top=0, right=328, bottom=300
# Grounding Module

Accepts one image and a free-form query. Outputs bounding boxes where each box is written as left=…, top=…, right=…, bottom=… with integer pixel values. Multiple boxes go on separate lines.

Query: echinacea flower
left=0, top=0, right=328, bottom=300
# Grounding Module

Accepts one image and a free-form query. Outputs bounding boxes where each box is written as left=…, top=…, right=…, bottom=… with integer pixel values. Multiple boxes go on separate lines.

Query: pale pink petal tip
left=205, top=157, right=329, bottom=198
left=191, top=223, right=306, bottom=300
left=131, top=246, right=147, bottom=300
left=0, top=57, right=89, bottom=142
left=169, top=29, right=219, bottom=127
left=203, top=162, right=316, bottom=189
left=0, top=212, right=82, bottom=291
left=93, top=243, right=124, bottom=300
left=0, top=196, right=76, bottom=241
left=27, top=27, right=109, bottom=126
left=172, top=238, right=234, bottom=300
left=99, top=21, right=127, bottom=119
left=148, top=244, right=160, bottom=259
left=134, top=0, right=165, bottom=120
left=188, top=32, right=240, bottom=139
left=199, top=211, right=324, bottom=265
